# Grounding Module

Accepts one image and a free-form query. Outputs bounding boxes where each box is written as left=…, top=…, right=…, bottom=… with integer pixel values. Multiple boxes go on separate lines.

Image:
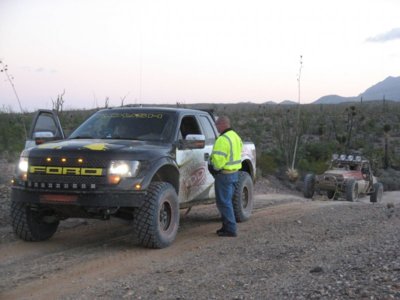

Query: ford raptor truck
left=10, top=107, right=256, bottom=248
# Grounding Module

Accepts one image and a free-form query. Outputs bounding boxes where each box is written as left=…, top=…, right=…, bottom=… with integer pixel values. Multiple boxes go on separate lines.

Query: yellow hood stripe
left=83, top=143, right=109, bottom=151
left=38, top=142, right=110, bottom=151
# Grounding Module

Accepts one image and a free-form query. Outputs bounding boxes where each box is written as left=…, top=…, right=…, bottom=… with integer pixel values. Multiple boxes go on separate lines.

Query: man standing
left=210, top=116, right=243, bottom=237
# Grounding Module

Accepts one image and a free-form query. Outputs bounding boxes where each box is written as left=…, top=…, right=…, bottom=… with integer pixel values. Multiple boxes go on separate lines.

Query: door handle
left=204, top=153, right=210, bottom=161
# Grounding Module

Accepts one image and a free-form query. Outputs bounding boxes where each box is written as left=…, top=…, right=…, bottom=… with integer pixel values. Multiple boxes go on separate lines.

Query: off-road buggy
left=303, top=154, right=383, bottom=202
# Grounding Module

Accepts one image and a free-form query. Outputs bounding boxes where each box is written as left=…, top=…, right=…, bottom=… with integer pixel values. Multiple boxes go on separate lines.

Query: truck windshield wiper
left=70, top=135, right=94, bottom=139
left=112, top=136, right=140, bottom=140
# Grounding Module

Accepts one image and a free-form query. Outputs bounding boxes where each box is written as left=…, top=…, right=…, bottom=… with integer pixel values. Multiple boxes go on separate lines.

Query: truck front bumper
left=11, top=187, right=146, bottom=208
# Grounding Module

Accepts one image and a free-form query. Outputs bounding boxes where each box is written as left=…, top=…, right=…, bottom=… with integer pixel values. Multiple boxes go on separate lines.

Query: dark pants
left=215, top=172, right=238, bottom=234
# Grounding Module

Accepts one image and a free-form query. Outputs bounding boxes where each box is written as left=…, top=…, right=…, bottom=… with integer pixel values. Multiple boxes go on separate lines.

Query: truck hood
left=24, top=139, right=173, bottom=160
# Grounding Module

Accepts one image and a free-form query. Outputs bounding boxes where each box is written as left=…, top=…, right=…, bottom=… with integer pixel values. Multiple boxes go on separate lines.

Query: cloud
left=366, top=28, right=400, bottom=43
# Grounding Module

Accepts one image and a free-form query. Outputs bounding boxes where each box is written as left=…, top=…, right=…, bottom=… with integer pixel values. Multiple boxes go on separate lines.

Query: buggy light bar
left=334, top=154, right=362, bottom=161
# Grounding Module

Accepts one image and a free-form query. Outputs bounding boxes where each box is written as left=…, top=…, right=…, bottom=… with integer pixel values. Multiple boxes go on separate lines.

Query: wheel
left=370, top=182, right=383, bottom=203
left=327, top=190, right=335, bottom=199
left=345, top=180, right=358, bottom=202
left=10, top=201, right=59, bottom=241
left=303, top=174, right=315, bottom=198
left=134, top=182, right=179, bottom=249
left=233, top=171, right=254, bottom=222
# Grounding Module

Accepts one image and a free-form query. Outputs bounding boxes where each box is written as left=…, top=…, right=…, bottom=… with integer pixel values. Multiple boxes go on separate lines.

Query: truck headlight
left=108, top=160, right=140, bottom=184
left=17, top=157, right=29, bottom=181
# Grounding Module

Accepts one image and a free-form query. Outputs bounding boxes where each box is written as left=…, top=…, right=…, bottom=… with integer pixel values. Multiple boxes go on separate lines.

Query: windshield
left=69, top=110, right=175, bottom=142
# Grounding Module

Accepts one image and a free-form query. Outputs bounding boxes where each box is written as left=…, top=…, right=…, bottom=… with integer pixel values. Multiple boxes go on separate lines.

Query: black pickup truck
left=11, top=107, right=256, bottom=248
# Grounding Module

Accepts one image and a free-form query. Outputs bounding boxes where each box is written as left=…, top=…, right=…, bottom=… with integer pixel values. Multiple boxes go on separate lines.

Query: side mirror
left=33, top=131, right=55, bottom=145
left=181, top=134, right=206, bottom=149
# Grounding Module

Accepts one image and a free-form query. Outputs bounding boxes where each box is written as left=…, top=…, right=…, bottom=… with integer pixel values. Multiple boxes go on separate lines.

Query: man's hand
left=208, top=163, right=220, bottom=178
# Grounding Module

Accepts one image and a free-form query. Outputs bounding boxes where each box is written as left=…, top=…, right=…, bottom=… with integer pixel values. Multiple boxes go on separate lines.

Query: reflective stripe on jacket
left=211, top=129, right=243, bottom=171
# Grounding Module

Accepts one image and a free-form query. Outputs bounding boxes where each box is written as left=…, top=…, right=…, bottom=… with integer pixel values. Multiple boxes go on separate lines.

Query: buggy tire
left=134, top=182, right=179, bottom=249
left=370, top=182, right=383, bottom=203
left=346, top=180, right=358, bottom=202
left=10, top=201, right=59, bottom=241
left=233, top=171, right=254, bottom=222
left=303, top=174, right=315, bottom=198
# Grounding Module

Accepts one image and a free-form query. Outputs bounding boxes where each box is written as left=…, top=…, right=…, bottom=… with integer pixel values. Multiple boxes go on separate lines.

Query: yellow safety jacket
left=211, top=129, right=243, bottom=171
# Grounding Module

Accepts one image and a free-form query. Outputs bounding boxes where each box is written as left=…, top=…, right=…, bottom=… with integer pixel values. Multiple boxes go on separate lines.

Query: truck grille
left=26, top=156, right=108, bottom=191
left=29, top=156, right=109, bottom=168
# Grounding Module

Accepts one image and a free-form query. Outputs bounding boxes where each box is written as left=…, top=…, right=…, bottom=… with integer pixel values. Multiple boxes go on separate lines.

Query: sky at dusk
left=0, top=0, right=399, bottom=111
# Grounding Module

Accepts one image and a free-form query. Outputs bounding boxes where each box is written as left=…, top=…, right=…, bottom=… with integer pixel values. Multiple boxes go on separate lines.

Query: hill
left=279, top=100, right=298, bottom=105
left=359, top=76, right=400, bottom=101
left=314, top=76, right=400, bottom=104
left=313, top=95, right=357, bottom=104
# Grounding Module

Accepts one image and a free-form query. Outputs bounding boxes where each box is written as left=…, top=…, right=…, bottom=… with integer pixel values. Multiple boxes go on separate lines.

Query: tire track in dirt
left=0, top=221, right=130, bottom=265
left=0, top=225, right=135, bottom=293
left=1, top=220, right=224, bottom=299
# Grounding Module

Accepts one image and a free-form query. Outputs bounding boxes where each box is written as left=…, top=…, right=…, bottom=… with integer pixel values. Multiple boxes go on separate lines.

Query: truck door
left=176, top=115, right=216, bottom=202
left=25, top=109, right=65, bottom=149
left=197, top=114, right=219, bottom=197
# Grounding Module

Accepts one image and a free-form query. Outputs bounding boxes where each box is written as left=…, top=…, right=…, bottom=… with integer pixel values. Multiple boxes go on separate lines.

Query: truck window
left=33, top=114, right=60, bottom=135
left=198, top=115, right=217, bottom=143
left=180, top=116, right=201, bottom=139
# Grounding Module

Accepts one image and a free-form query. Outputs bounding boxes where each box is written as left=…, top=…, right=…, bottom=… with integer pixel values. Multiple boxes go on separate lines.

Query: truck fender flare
left=241, top=158, right=255, bottom=181
left=140, top=157, right=180, bottom=193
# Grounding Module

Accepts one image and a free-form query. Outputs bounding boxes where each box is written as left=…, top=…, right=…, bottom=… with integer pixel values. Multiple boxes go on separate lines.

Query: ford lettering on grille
left=29, top=166, right=104, bottom=176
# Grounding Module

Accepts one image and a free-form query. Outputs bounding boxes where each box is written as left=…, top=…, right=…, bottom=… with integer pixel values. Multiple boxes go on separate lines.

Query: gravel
left=62, top=202, right=399, bottom=300
left=0, top=160, right=399, bottom=299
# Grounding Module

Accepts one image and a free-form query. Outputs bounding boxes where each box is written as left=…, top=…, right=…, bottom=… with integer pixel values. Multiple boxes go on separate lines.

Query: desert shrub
left=378, top=168, right=400, bottom=191
left=297, top=158, right=329, bottom=174
left=258, top=152, right=278, bottom=175
left=302, top=142, right=335, bottom=162
left=294, top=142, right=335, bottom=174
left=0, top=112, right=26, bottom=156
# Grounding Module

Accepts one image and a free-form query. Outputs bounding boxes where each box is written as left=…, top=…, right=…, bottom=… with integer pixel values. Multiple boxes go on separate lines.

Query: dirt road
left=0, top=192, right=399, bottom=299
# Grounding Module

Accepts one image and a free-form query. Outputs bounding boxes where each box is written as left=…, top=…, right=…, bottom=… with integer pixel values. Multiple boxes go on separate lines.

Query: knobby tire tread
left=233, top=171, right=253, bottom=223
left=10, top=201, right=58, bottom=241
left=134, top=182, right=178, bottom=249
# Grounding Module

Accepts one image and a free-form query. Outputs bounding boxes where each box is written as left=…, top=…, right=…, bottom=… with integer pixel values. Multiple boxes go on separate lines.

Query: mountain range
left=264, top=76, right=400, bottom=105
left=313, top=76, right=400, bottom=104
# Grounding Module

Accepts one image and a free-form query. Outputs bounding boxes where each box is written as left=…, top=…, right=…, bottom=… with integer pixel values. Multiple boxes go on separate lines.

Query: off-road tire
left=10, top=201, right=59, bottom=241
left=346, top=180, right=358, bottom=202
left=303, top=174, right=315, bottom=198
left=133, top=182, right=179, bottom=249
left=233, top=171, right=254, bottom=222
left=370, top=182, right=383, bottom=203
